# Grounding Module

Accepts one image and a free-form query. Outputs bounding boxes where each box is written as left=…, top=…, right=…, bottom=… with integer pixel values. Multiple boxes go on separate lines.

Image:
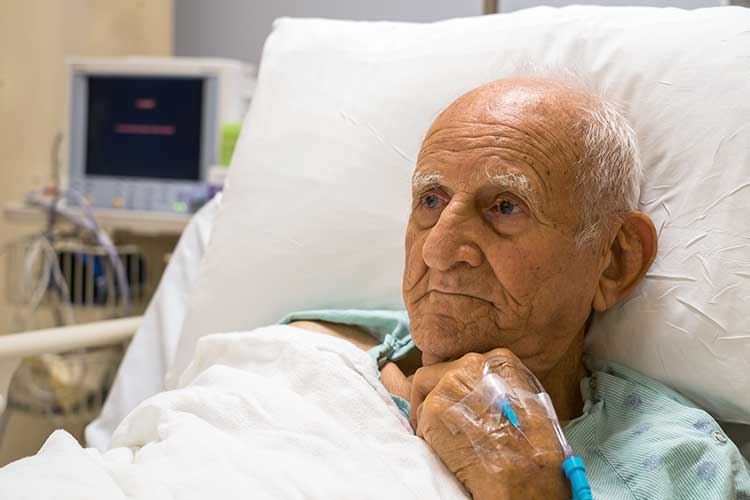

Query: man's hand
left=409, top=349, right=569, bottom=500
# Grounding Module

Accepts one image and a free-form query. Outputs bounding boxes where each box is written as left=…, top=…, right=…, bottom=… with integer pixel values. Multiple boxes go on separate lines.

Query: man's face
left=403, top=80, right=608, bottom=375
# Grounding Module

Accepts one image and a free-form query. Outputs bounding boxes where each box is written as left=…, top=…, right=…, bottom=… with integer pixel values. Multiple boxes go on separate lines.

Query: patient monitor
left=63, top=57, right=254, bottom=213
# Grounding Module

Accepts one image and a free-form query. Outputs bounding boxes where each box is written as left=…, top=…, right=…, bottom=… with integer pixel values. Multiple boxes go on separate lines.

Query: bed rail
left=0, top=316, right=143, bottom=414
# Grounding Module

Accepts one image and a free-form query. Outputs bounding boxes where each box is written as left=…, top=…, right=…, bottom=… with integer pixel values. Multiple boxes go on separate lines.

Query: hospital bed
left=0, top=7, right=749, bottom=499
left=1, top=192, right=748, bottom=459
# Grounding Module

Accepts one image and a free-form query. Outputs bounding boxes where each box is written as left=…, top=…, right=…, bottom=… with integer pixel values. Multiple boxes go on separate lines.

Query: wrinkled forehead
left=416, top=81, right=587, bottom=196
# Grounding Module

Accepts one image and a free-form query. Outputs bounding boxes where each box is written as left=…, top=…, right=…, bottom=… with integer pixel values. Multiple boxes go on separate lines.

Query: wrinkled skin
left=410, top=349, right=568, bottom=500
left=292, top=78, right=657, bottom=500
left=400, top=79, right=656, bottom=500
left=404, top=79, right=602, bottom=376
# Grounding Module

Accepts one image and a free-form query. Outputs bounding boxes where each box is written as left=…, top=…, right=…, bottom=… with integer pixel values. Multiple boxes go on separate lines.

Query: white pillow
left=169, top=6, right=750, bottom=423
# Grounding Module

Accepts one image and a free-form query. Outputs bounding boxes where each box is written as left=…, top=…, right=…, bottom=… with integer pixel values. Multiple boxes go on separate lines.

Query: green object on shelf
left=172, top=201, right=188, bottom=213
left=220, top=123, right=242, bottom=166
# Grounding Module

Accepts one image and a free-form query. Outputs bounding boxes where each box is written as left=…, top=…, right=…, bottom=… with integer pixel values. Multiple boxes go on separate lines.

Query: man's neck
left=538, top=326, right=587, bottom=423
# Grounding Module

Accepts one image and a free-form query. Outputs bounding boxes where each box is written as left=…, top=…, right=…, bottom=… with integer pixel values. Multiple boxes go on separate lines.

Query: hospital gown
left=281, top=309, right=750, bottom=500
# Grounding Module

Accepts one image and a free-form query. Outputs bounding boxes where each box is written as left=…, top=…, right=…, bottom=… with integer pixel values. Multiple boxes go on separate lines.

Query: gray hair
left=504, top=67, right=642, bottom=247
left=573, top=93, right=642, bottom=247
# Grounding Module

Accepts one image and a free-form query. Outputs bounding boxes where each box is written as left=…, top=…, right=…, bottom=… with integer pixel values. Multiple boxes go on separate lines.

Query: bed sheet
left=2, top=326, right=468, bottom=500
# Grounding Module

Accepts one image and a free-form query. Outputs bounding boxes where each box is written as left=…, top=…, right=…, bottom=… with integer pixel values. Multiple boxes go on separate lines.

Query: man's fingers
left=484, top=348, right=540, bottom=394
left=414, top=402, right=425, bottom=437
left=414, top=368, right=485, bottom=440
left=414, top=378, right=453, bottom=439
left=409, top=363, right=446, bottom=429
left=409, top=353, right=487, bottom=430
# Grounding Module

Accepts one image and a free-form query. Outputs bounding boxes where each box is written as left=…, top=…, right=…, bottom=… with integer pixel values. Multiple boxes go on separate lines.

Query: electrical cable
left=24, top=189, right=131, bottom=315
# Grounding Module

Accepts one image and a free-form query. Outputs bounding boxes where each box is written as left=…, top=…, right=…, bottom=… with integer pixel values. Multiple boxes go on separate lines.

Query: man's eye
left=422, top=193, right=444, bottom=209
left=412, top=191, right=447, bottom=228
left=495, top=199, right=522, bottom=216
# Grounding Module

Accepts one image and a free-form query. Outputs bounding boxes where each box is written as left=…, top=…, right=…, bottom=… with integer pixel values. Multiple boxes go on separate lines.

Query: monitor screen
left=85, top=76, right=204, bottom=181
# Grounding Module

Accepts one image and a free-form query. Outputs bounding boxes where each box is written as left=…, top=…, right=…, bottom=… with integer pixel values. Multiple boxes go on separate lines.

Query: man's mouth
left=418, top=289, right=496, bottom=306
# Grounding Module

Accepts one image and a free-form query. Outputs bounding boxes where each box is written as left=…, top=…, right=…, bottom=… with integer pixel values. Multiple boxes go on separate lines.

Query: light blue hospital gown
left=281, top=309, right=750, bottom=500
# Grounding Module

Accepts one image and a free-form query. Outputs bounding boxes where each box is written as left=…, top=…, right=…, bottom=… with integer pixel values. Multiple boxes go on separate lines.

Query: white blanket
left=0, top=326, right=468, bottom=499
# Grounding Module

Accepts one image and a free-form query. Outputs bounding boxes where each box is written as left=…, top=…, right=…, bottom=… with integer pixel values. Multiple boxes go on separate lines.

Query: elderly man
left=285, top=78, right=750, bottom=499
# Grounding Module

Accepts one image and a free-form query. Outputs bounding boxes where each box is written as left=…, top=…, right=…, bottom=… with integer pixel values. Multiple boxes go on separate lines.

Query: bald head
left=434, top=78, right=593, bottom=129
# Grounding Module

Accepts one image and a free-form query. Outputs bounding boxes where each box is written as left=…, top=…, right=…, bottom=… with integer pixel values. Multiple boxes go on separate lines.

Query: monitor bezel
left=66, top=68, right=218, bottom=205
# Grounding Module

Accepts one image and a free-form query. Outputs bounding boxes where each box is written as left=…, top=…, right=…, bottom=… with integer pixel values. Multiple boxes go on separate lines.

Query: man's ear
left=592, top=211, right=658, bottom=312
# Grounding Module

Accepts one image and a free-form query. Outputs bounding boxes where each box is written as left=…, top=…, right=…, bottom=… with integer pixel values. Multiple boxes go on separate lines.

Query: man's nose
left=422, top=201, right=484, bottom=271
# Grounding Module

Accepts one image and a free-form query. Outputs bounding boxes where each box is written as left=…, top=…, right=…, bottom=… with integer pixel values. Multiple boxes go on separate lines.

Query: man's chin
left=409, top=310, right=518, bottom=364
left=410, top=314, right=473, bottom=364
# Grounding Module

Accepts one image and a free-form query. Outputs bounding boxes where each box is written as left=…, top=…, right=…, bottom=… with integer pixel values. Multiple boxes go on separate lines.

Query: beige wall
left=0, top=0, right=173, bottom=334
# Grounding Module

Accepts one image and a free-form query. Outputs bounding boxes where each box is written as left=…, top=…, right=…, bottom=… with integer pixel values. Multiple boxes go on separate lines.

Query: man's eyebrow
left=483, top=169, right=540, bottom=205
left=411, top=171, right=443, bottom=193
